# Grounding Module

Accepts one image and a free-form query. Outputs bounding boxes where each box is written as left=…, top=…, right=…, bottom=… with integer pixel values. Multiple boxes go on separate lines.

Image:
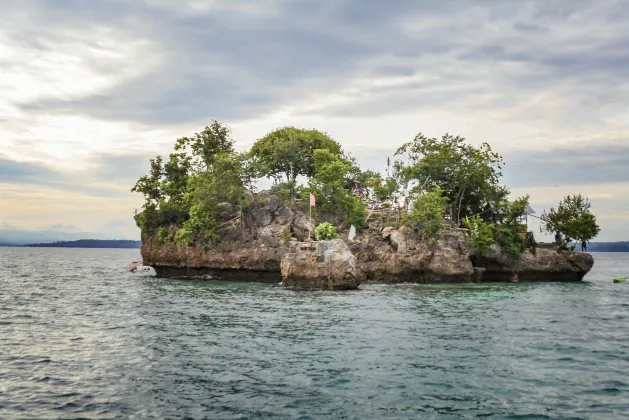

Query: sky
left=1, top=0, right=628, bottom=243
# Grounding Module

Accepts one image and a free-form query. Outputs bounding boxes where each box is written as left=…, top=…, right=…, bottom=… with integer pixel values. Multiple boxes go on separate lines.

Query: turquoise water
left=1, top=248, right=628, bottom=419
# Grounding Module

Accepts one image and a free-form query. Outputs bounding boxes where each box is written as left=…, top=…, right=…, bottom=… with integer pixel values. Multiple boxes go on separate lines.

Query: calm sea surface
left=1, top=248, right=628, bottom=419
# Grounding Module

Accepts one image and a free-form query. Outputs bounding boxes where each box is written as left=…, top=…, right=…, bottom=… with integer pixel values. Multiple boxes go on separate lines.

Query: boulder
left=291, top=211, right=315, bottom=241
left=471, top=245, right=594, bottom=282
left=281, top=239, right=359, bottom=290
left=351, top=228, right=475, bottom=283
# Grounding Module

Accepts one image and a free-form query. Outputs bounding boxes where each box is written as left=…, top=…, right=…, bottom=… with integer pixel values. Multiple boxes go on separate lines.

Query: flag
left=310, top=193, right=316, bottom=207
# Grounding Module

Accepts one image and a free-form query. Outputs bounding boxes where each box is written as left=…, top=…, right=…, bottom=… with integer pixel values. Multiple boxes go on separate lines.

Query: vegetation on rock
left=541, top=194, right=600, bottom=249
left=401, top=188, right=448, bottom=246
left=131, top=121, right=599, bottom=255
left=315, top=222, right=339, bottom=241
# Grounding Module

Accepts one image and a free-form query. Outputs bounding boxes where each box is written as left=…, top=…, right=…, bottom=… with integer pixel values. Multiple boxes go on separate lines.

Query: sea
left=1, top=248, right=628, bottom=419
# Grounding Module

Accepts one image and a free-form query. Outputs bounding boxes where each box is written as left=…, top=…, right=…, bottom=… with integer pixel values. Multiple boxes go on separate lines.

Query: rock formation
left=281, top=239, right=359, bottom=290
left=141, top=193, right=595, bottom=287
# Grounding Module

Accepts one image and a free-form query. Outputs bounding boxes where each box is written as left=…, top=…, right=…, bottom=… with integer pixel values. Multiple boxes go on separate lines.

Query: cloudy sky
left=1, top=0, right=628, bottom=243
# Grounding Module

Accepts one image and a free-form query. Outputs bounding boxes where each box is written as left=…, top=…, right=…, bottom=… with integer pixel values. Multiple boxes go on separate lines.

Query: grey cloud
left=0, top=153, right=152, bottom=197
left=3, top=0, right=625, bottom=124
left=503, top=141, right=629, bottom=188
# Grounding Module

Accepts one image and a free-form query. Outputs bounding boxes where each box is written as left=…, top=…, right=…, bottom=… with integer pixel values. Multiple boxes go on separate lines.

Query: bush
left=402, top=188, right=448, bottom=246
left=156, top=227, right=170, bottom=244
left=462, top=215, right=495, bottom=254
left=315, top=222, right=339, bottom=241
left=495, top=225, right=526, bottom=259
left=282, top=227, right=292, bottom=246
left=346, top=197, right=367, bottom=230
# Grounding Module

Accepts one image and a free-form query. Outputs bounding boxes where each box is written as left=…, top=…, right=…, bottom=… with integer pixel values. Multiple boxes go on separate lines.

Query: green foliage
left=156, top=227, right=170, bottom=244
left=178, top=152, right=247, bottom=244
left=494, top=225, right=526, bottom=259
left=490, top=195, right=534, bottom=259
left=462, top=215, right=495, bottom=254
left=308, top=149, right=368, bottom=229
left=402, top=188, right=449, bottom=244
left=282, top=227, right=292, bottom=246
left=526, top=231, right=537, bottom=255
left=249, top=127, right=342, bottom=202
left=132, top=121, right=241, bottom=239
left=361, top=170, right=402, bottom=206
left=315, top=222, right=339, bottom=241
left=346, top=197, right=367, bottom=230
left=541, top=194, right=600, bottom=246
left=394, top=133, right=507, bottom=224
left=174, top=120, right=234, bottom=170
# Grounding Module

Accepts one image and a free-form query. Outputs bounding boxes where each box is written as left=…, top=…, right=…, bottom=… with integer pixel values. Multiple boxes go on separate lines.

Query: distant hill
left=24, top=239, right=141, bottom=249
left=586, top=242, right=629, bottom=252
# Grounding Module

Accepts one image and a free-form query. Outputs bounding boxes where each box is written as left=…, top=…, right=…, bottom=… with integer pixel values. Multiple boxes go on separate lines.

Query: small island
left=132, top=122, right=599, bottom=289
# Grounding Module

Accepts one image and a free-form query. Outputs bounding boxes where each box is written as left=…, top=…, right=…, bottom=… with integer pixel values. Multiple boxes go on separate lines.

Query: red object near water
left=513, top=274, right=519, bottom=282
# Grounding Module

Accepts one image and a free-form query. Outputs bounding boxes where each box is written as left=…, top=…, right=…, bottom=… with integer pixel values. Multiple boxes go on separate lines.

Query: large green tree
left=394, top=133, right=507, bottom=224
left=132, top=121, right=237, bottom=236
left=249, top=127, right=342, bottom=202
left=175, top=152, right=247, bottom=245
left=541, top=194, right=600, bottom=247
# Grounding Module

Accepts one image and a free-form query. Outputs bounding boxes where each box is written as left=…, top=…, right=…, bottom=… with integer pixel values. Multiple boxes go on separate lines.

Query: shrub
left=462, top=215, right=495, bottom=254
left=156, top=227, right=170, bottom=244
left=346, top=197, right=367, bottom=230
left=402, top=188, right=448, bottom=246
left=282, top=227, right=292, bottom=246
left=495, top=225, right=526, bottom=259
left=315, top=222, right=339, bottom=241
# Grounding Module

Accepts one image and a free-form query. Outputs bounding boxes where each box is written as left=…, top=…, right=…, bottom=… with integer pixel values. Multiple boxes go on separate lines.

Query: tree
left=131, top=155, right=164, bottom=206
left=394, top=133, right=507, bottom=224
left=541, top=194, right=600, bottom=247
left=174, top=120, right=234, bottom=170
left=402, top=188, right=449, bottom=245
left=176, top=152, right=247, bottom=244
left=249, top=127, right=342, bottom=202
left=308, top=149, right=367, bottom=229
left=132, top=121, right=236, bottom=236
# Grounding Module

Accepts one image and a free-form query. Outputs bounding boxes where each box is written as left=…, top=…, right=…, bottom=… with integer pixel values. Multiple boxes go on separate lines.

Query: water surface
left=1, top=249, right=628, bottom=419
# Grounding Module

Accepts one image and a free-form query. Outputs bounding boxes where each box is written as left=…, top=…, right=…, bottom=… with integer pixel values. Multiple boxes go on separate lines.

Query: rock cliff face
left=470, top=245, right=594, bottom=282
left=141, top=192, right=313, bottom=281
left=349, top=227, right=475, bottom=283
left=281, top=239, right=359, bottom=290
left=142, top=193, right=595, bottom=286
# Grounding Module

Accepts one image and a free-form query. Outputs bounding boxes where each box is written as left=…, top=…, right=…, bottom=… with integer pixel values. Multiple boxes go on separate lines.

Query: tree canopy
left=541, top=194, right=600, bottom=247
left=249, top=127, right=342, bottom=202
left=394, top=133, right=507, bottom=224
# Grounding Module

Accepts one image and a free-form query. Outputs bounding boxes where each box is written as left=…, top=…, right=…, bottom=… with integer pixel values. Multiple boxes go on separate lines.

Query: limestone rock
left=281, top=239, right=359, bottom=290
left=291, top=211, right=315, bottom=241
left=381, top=226, right=393, bottom=240
left=471, top=245, right=594, bottom=282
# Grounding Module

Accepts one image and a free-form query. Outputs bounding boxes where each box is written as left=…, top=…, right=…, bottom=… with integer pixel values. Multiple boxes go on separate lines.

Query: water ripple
left=1, top=248, right=628, bottom=419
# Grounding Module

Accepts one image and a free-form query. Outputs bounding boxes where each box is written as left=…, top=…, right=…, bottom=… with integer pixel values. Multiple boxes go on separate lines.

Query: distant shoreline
left=5, top=239, right=141, bottom=249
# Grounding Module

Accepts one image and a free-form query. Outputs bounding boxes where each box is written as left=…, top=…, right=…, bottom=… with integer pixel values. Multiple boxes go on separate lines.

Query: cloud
left=0, top=151, right=153, bottom=197
left=4, top=0, right=626, bottom=128
left=503, top=140, right=629, bottom=188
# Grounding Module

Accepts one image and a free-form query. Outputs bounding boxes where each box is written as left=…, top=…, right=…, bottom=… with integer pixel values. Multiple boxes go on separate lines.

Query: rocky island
left=134, top=123, right=599, bottom=289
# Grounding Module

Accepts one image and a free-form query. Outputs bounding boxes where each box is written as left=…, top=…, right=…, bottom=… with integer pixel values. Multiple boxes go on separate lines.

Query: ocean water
left=1, top=248, right=628, bottom=419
